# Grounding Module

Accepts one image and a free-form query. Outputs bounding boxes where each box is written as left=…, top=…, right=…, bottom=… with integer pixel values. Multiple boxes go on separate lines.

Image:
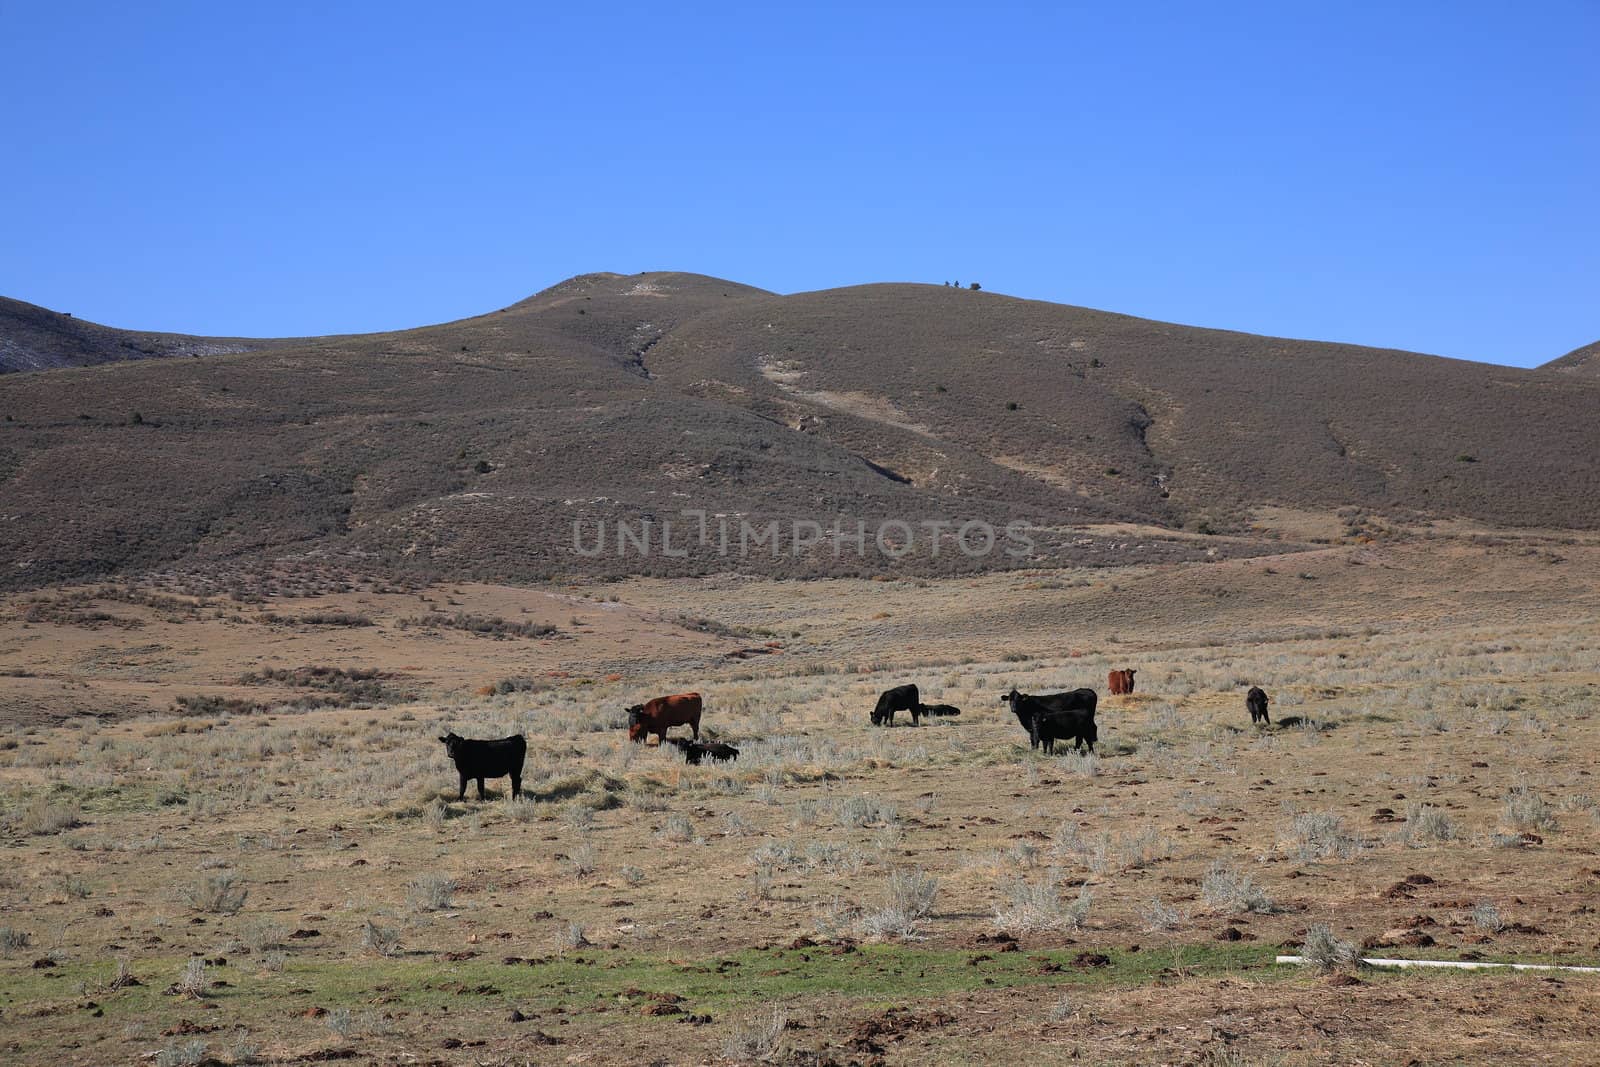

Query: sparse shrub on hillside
left=361, top=919, right=402, bottom=957
left=399, top=613, right=556, bottom=639
left=1400, top=803, right=1458, bottom=846
left=1502, top=787, right=1556, bottom=833
left=658, top=813, right=697, bottom=843
left=558, top=921, right=590, bottom=951
left=259, top=611, right=374, bottom=627
left=993, top=870, right=1091, bottom=935
left=171, top=694, right=270, bottom=715
left=175, top=957, right=210, bottom=997
left=0, top=927, right=32, bottom=956
left=183, top=872, right=247, bottom=914
left=858, top=867, right=938, bottom=942
left=723, top=1005, right=788, bottom=1063
left=1200, top=863, right=1274, bottom=913
left=835, top=794, right=898, bottom=828
left=1286, top=811, right=1363, bottom=861
left=406, top=875, right=456, bottom=912
left=672, top=613, right=756, bottom=639
left=1139, top=896, right=1188, bottom=931
left=1300, top=924, right=1360, bottom=972
left=13, top=799, right=81, bottom=835
left=236, top=665, right=405, bottom=707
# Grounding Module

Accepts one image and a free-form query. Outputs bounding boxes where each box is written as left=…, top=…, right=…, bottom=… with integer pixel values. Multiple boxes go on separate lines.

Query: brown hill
left=1, top=272, right=1596, bottom=589
left=1541, top=338, right=1600, bottom=377
left=651, top=284, right=1600, bottom=531
left=0, top=296, right=273, bottom=374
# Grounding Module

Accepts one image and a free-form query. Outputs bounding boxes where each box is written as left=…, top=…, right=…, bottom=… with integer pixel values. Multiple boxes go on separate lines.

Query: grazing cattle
left=1108, top=668, right=1137, bottom=695
left=439, top=731, right=526, bottom=800
left=626, top=692, right=703, bottom=744
left=1246, top=686, right=1271, bottom=726
left=1031, top=707, right=1097, bottom=755
left=917, top=703, right=962, bottom=718
left=1000, top=688, right=1098, bottom=752
left=668, top=738, right=741, bottom=765
left=871, top=683, right=921, bottom=726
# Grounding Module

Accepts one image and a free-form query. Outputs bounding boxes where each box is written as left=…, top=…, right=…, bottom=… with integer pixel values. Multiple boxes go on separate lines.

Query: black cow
left=1246, top=686, right=1271, bottom=725
left=1030, top=706, right=1097, bottom=755
left=917, top=703, right=962, bottom=718
left=439, top=731, right=526, bottom=800
left=1000, top=688, right=1098, bottom=753
left=872, top=684, right=921, bottom=726
left=668, top=738, right=741, bottom=765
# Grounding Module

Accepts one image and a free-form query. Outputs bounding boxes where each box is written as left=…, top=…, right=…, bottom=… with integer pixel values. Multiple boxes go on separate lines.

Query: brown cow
left=626, top=692, right=703, bottom=744
left=1108, top=668, right=1137, bottom=695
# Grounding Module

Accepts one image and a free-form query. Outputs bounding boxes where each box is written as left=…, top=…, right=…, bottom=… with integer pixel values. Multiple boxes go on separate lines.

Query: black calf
left=439, top=732, right=526, bottom=800
left=917, top=703, right=962, bottom=718
left=669, top=738, right=741, bottom=765
left=1246, top=686, right=1271, bottom=725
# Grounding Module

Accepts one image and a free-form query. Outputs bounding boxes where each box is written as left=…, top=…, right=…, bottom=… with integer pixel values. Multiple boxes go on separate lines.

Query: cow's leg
left=692, top=714, right=700, bottom=740
left=476, top=777, right=487, bottom=800
left=458, top=773, right=469, bottom=801
left=510, top=771, right=522, bottom=800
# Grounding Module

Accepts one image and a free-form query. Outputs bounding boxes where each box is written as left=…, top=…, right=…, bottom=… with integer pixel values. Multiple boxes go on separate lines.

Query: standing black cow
left=1246, top=686, right=1271, bottom=726
left=1000, top=688, right=1098, bottom=753
left=439, top=732, right=526, bottom=800
left=1032, top=708, right=1097, bottom=754
left=872, top=684, right=921, bottom=726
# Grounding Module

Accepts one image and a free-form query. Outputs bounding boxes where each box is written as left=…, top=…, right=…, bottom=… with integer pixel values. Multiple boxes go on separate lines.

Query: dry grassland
left=2, top=529, right=1599, bottom=1064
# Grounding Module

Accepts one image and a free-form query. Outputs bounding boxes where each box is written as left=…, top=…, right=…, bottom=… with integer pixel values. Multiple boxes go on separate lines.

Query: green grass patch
left=0, top=942, right=1279, bottom=1022
left=44, top=780, right=186, bottom=814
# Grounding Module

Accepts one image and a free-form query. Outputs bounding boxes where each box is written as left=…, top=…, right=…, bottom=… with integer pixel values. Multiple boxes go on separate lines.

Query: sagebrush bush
left=858, top=868, right=937, bottom=942
left=183, top=872, right=247, bottom=915
left=1139, top=897, right=1188, bottom=931
left=1301, top=924, right=1360, bottom=972
left=1200, top=863, right=1274, bottom=913
left=406, top=875, right=456, bottom=911
left=15, top=799, right=81, bottom=836
left=722, top=1005, right=787, bottom=1063
left=993, top=870, right=1091, bottom=935
left=1286, top=811, right=1362, bottom=861
left=1502, top=787, right=1556, bottom=833
left=1400, top=803, right=1457, bottom=846
left=0, top=927, right=32, bottom=956
left=361, top=919, right=401, bottom=957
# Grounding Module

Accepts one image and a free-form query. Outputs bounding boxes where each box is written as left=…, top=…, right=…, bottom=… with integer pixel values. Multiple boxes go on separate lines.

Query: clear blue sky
left=3, top=2, right=1595, bottom=367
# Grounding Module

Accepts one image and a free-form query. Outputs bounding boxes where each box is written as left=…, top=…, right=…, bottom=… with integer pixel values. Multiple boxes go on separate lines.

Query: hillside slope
left=651, top=284, right=1600, bottom=530
left=1542, top=339, right=1600, bottom=377
left=1, top=273, right=1596, bottom=589
left=0, top=297, right=272, bottom=374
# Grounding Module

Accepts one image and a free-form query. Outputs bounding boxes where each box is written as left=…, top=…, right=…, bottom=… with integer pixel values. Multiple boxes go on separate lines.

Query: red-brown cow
left=626, top=692, right=703, bottom=744
left=1108, top=669, right=1137, bottom=695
